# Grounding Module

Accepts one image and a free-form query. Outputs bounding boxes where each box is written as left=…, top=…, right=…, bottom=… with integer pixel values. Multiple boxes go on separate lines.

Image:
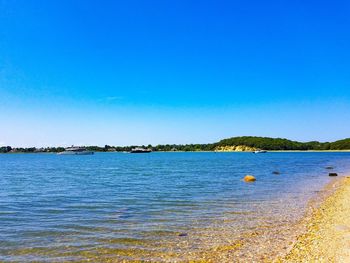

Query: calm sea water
left=1, top=152, right=350, bottom=262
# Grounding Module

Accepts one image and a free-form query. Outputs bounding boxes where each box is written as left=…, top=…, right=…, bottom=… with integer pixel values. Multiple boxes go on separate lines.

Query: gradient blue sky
left=1, top=0, right=350, bottom=147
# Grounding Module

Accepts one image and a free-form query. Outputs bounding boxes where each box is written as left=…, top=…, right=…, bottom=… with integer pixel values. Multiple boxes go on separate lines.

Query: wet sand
left=279, top=176, right=350, bottom=262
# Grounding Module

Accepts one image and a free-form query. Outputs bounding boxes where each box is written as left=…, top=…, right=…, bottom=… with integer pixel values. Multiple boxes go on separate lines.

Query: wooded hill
left=215, top=136, right=350, bottom=150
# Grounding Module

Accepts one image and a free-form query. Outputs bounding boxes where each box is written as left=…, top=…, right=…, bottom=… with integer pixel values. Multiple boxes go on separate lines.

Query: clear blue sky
left=1, top=0, right=350, bottom=147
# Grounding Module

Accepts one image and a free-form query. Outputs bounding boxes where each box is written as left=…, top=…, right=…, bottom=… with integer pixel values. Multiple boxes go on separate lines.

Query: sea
left=1, top=152, right=350, bottom=262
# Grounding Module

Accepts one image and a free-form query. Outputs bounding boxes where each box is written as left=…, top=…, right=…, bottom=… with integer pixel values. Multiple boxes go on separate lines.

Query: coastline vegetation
left=1, top=136, right=350, bottom=153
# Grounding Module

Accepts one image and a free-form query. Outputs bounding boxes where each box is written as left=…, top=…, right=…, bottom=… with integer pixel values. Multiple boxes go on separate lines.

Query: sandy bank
left=279, top=176, right=350, bottom=262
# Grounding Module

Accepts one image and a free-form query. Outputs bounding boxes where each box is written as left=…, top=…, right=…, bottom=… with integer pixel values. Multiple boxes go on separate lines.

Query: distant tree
left=329, top=138, right=350, bottom=150
left=0, top=146, right=12, bottom=153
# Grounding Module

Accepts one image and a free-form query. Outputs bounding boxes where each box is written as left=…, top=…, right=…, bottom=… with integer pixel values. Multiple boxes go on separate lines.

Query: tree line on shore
left=1, top=136, right=350, bottom=153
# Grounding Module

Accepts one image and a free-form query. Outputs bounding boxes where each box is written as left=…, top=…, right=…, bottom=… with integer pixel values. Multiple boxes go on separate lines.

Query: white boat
left=130, top=147, right=152, bottom=153
left=58, top=146, right=94, bottom=155
left=253, top=150, right=267, bottom=153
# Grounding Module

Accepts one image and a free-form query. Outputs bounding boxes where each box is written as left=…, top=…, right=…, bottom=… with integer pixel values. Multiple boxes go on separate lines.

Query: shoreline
left=196, top=175, right=350, bottom=262
left=1, top=150, right=350, bottom=154
left=1, top=154, right=350, bottom=262
left=277, top=176, right=350, bottom=262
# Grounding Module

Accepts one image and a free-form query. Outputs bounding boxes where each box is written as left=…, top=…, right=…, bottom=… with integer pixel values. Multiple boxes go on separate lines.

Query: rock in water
left=272, top=171, right=280, bottom=175
left=326, top=166, right=334, bottom=170
left=244, top=175, right=256, bottom=182
left=329, top=173, right=338, bottom=176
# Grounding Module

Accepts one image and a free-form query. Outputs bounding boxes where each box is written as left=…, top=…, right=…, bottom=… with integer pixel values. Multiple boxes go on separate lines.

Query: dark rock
left=272, top=171, right=280, bottom=175
left=178, top=233, right=188, bottom=237
left=325, top=166, right=334, bottom=170
left=329, top=173, right=338, bottom=176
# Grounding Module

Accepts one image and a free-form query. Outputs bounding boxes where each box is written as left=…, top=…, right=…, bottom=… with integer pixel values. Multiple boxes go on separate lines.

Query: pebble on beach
left=244, top=175, right=256, bottom=182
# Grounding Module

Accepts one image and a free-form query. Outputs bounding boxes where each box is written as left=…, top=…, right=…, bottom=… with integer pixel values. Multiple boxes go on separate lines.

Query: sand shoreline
left=153, top=174, right=350, bottom=262
left=277, top=176, right=350, bottom=262
left=170, top=176, right=350, bottom=262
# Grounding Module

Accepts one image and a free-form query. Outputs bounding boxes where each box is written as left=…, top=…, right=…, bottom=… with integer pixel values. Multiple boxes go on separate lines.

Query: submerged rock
left=329, top=173, right=338, bottom=176
left=244, top=175, right=256, bottom=182
left=326, top=166, right=334, bottom=170
left=272, top=171, right=280, bottom=175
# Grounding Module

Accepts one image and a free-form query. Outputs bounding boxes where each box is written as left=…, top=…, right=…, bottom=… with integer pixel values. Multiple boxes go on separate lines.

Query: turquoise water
left=1, top=152, right=350, bottom=262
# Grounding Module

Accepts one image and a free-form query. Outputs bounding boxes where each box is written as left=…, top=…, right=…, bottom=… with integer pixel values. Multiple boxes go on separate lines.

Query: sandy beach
left=279, top=176, right=350, bottom=262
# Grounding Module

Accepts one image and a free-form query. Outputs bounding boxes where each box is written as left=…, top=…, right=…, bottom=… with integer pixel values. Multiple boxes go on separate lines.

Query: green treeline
left=1, top=136, right=350, bottom=153
left=217, top=136, right=319, bottom=150
left=216, top=136, right=350, bottom=150
left=87, top=144, right=216, bottom=152
left=0, top=146, right=65, bottom=153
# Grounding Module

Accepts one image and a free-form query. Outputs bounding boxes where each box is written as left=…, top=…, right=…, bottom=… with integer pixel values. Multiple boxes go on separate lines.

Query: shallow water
left=1, top=152, right=350, bottom=262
